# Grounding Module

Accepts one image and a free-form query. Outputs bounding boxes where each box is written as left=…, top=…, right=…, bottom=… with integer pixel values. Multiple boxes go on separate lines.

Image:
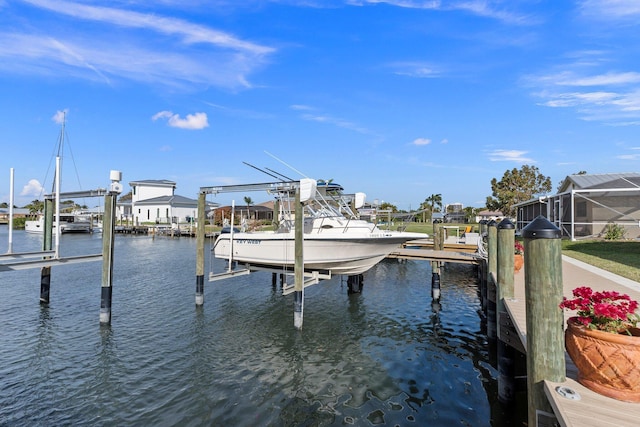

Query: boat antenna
left=265, top=167, right=294, bottom=181
left=264, top=151, right=309, bottom=179
left=242, top=161, right=284, bottom=181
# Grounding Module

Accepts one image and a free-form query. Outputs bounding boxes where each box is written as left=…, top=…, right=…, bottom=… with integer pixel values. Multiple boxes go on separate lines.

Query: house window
left=166, top=208, right=169, bottom=218
left=576, top=201, right=587, bottom=217
left=147, top=210, right=150, bottom=220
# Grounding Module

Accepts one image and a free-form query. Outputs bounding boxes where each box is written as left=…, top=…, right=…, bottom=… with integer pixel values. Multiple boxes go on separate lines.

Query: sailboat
left=212, top=179, right=427, bottom=276
left=24, top=113, right=93, bottom=234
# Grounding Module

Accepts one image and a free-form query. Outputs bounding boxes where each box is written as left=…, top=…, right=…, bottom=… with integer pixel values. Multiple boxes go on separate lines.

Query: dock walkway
left=506, top=256, right=640, bottom=426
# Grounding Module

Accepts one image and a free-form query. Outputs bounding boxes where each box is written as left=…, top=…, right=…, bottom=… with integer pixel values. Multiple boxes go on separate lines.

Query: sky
left=1, top=0, right=639, bottom=211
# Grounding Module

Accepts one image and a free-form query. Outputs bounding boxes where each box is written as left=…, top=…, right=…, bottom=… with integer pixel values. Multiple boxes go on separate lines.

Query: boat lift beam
left=200, top=180, right=301, bottom=196
left=207, top=263, right=332, bottom=296
left=42, top=188, right=110, bottom=200
left=0, top=254, right=102, bottom=272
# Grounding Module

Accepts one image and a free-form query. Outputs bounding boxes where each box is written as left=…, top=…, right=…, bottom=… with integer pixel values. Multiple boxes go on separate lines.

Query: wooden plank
left=499, top=310, right=526, bottom=354
left=545, top=379, right=640, bottom=427
left=387, top=248, right=482, bottom=264
left=503, top=297, right=527, bottom=348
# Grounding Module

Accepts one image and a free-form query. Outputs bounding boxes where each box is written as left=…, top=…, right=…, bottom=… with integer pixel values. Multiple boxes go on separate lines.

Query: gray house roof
left=135, top=195, right=217, bottom=208
left=559, top=172, right=640, bottom=192
left=136, top=195, right=198, bottom=206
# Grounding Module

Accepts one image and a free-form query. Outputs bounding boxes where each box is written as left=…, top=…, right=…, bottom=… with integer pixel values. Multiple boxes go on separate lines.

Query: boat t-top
left=212, top=178, right=427, bottom=277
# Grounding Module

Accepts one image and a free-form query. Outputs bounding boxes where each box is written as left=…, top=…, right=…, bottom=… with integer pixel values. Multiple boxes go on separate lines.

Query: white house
left=117, top=179, right=216, bottom=225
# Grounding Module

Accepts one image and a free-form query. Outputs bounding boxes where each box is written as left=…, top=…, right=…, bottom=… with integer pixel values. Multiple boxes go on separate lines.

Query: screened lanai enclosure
left=515, top=173, right=640, bottom=241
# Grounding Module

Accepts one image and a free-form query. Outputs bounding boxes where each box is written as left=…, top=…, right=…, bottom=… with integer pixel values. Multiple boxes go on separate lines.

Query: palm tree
left=27, top=199, right=44, bottom=215
left=243, top=196, right=253, bottom=220
left=424, top=193, right=442, bottom=222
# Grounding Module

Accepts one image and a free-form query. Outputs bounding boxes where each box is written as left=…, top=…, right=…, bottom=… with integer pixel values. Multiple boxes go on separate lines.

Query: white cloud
left=412, top=138, right=431, bottom=146
left=0, top=1, right=274, bottom=89
left=390, top=61, right=442, bottom=78
left=23, top=0, right=273, bottom=55
left=617, top=154, right=639, bottom=160
left=52, top=109, right=68, bottom=124
left=579, top=0, right=640, bottom=19
left=152, top=111, right=209, bottom=130
left=21, top=179, right=44, bottom=197
left=295, top=108, right=373, bottom=135
left=525, top=57, right=640, bottom=124
left=488, top=149, right=534, bottom=163
left=352, top=0, right=536, bottom=25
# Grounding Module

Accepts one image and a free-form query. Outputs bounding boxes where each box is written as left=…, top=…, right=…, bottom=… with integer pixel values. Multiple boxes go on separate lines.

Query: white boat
left=213, top=179, right=427, bottom=276
left=25, top=213, right=92, bottom=234
left=24, top=113, right=94, bottom=236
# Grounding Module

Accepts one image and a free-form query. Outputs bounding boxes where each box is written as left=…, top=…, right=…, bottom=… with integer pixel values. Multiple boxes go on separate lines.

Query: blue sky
left=1, top=0, right=639, bottom=211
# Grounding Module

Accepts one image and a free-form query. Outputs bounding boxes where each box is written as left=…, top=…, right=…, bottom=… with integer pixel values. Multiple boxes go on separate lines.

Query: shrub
left=603, top=223, right=626, bottom=240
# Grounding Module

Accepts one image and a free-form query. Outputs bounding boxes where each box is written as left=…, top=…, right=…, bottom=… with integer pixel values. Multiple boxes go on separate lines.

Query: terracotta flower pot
left=565, top=317, right=640, bottom=402
left=514, top=254, right=524, bottom=273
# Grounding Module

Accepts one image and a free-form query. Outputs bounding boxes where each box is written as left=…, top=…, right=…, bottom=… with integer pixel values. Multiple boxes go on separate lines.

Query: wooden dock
left=505, top=256, right=640, bottom=426
left=388, top=247, right=482, bottom=264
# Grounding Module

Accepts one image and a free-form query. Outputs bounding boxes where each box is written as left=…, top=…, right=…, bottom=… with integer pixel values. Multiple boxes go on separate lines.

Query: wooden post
left=487, top=220, right=497, bottom=284
left=40, top=198, right=54, bottom=304
left=497, top=219, right=515, bottom=301
left=486, top=220, right=498, bottom=340
left=497, top=218, right=516, bottom=403
left=100, top=192, right=117, bottom=324
left=195, top=192, right=205, bottom=306
left=522, top=216, right=565, bottom=426
left=293, top=187, right=304, bottom=329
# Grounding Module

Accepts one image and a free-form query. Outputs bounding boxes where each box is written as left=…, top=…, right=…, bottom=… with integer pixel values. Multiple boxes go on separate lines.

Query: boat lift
left=196, top=178, right=333, bottom=329
left=1, top=167, right=123, bottom=325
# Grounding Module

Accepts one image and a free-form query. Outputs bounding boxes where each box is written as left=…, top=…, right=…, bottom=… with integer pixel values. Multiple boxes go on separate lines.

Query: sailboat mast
left=54, top=112, right=65, bottom=258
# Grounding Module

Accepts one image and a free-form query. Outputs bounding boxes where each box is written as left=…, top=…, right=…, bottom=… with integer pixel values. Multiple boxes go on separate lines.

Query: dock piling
left=100, top=192, right=117, bottom=324
left=293, top=188, right=304, bottom=330
left=39, top=198, right=54, bottom=304
left=486, top=221, right=498, bottom=341
left=497, top=218, right=517, bottom=403
left=195, top=192, right=205, bottom=306
left=521, top=216, right=565, bottom=426
left=347, top=274, right=364, bottom=294
left=431, top=263, right=441, bottom=301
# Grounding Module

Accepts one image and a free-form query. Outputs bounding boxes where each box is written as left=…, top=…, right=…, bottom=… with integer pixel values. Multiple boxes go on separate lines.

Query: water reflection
left=0, top=231, right=527, bottom=426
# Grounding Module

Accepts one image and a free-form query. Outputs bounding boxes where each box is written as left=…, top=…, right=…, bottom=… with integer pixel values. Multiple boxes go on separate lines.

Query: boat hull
left=25, top=217, right=92, bottom=234
left=213, top=231, right=425, bottom=275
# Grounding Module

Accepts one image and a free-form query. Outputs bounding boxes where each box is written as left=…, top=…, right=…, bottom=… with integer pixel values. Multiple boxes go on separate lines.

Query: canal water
left=0, top=227, right=523, bottom=426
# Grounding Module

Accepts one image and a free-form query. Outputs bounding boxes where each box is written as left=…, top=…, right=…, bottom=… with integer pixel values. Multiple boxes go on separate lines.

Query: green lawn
left=405, top=222, right=640, bottom=283
left=561, top=240, right=640, bottom=283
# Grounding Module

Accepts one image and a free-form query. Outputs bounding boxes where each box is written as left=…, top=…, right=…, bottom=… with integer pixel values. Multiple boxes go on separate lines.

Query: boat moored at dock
left=212, top=179, right=427, bottom=276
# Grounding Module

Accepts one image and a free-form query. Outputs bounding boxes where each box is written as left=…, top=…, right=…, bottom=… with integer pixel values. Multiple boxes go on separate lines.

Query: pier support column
left=347, top=274, right=364, bottom=294
left=522, top=216, right=565, bottom=427
left=40, top=198, right=54, bottom=304
left=195, top=192, right=205, bottom=306
left=293, top=188, right=304, bottom=330
left=100, top=192, right=117, bottom=324
left=497, top=219, right=516, bottom=403
left=431, top=262, right=441, bottom=301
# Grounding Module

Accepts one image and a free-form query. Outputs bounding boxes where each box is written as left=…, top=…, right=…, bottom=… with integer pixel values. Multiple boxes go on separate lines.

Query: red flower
left=559, top=286, right=640, bottom=334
